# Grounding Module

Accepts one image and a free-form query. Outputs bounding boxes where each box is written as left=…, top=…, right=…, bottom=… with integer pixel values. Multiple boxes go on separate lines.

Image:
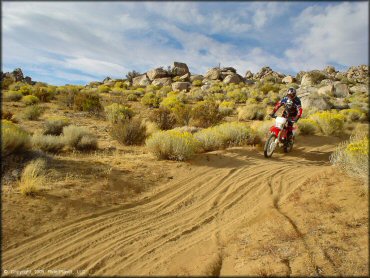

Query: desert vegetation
left=1, top=64, right=368, bottom=276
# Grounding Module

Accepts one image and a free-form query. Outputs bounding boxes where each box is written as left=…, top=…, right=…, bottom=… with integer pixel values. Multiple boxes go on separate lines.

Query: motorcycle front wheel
left=264, top=133, right=277, bottom=158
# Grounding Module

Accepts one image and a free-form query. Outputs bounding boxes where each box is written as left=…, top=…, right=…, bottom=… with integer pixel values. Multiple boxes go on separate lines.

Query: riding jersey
left=272, top=96, right=303, bottom=119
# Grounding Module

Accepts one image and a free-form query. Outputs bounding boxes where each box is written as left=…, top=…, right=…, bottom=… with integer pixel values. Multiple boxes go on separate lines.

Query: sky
left=2, top=1, right=369, bottom=85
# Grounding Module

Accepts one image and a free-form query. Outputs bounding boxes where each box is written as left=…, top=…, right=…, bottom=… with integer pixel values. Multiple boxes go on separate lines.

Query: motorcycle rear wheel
left=264, top=133, right=277, bottom=158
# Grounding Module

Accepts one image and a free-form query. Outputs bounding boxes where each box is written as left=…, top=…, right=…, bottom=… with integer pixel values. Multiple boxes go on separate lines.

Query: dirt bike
left=264, top=115, right=296, bottom=158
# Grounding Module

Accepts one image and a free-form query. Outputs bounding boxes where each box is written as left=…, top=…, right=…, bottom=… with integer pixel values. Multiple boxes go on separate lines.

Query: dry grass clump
left=297, top=119, right=318, bottom=135
left=146, top=130, right=199, bottom=161
left=18, top=159, right=47, bottom=196
left=309, top=111, right=345, bottom=136
left=21, top=95, right=40, bottom=105
left=3, top=90, right=23, bottom=101
left=111, top=118, right=147, bottom=145
left=2, top=120, right=30, bottom=156
left=32, top=133, right=65, bottom=153
left=104, top=103, right=134, bottom=124
left=237, top=104, right=266, bottom=121
left=62, top=125, right=98, bottom=151
left=22, top=105, right=44, bottom=120
left=194, top=122, right=257, bottom=151
left=330, top=130, right=368, bottom=183
left=43, top=117, right=70, bottom=135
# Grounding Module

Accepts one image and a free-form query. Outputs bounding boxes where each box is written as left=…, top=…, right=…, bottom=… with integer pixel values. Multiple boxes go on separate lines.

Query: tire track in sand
left=3, top=139, right=338, bottom=276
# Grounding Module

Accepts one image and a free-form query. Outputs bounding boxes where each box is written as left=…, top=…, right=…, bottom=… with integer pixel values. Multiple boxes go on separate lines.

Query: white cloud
left=285, top=2, right=368, bottom=71
left=2, top=1, right=368, bottom=84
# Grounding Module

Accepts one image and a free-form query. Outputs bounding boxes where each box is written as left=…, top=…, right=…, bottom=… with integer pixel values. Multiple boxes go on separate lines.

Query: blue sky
left=2, top=1, right=368, bottom=85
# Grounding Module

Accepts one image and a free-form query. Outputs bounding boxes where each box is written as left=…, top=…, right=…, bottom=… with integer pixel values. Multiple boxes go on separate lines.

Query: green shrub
left=141, top=92, right=161, bottom=108
left=237, top=104, right=266, bottom=121
left=330, top=131, right=368, bottom=182
left=18, top=85, right=33, bottom=95
left=192, top=80, right=202, bottom=86
left=22, top=95, right=40, bottom=105
left=32, top=86, right=55, bottom=102
left=104, top=103, right=134, bottom=124
left=194, top=122, right=257, bottom=151
left=2, top=110, right=13, bottom=121
left=62, top=125, right=98, bottom=151
left=191, top=101, right=224, bottom=128
left=219, top=101, right=235, bottom=116
left=110, top=118, right=147, bottom=145
left=43, top=117, right=70, bottom=135
left=149, top=107, right=177, bottom=130
left=297, top=119, right=318, bottom=135
left=1, top=120, right=30, bottom=156
left=22, top=105, right=44, bottom=120
left=127, top=93, right=138, bottom=101
left=160, top=94, right=183, bottom=110
left=97, top=85, right=110, bottom=93
left=3, top=90, right=23, bottom=101
left=309, top=111, right=345, bottom=136
left=146, top=130, right=199, bottom=161
left=32, top=133, right=65, bottom=153
left=172, top=104, right=192, bottom=126
left=226, top=89, right=248, bottom=103
left=73, top=92, right=102, bottom=113
left=339, top=109, right=366, bottom=122
left=257, top=82, right=280, bottom=94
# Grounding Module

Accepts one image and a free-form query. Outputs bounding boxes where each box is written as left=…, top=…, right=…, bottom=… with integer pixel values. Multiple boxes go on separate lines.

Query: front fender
left=269, top=126, right=281, bottom=137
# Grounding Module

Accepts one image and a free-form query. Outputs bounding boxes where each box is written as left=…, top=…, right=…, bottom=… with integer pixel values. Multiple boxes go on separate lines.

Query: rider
left=269, top=87, right=302, bottom=142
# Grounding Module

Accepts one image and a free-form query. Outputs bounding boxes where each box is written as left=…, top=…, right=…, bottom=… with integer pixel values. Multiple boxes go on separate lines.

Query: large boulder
left=172, top=82, right=190, bottom=91
left=245, top=70, right=253, bottom=79
left=317, top=84, right=334, bottom=96
left=346, top=65, right=368, bottom=82
left=151, top=77, right=172, bottom=87
left=301, top=95, right=332, bottom=110
left=333, top=82, right=350, bottom=98
left=179, top=73, right=190, bottom=82
left=190, top=75, right=204, bottom=82
left=132, top=74, right=151, bottom=86
left=24, top=76, right=33, bottom=85
left=173, top=62, right=190, bottom=76
left=12, top=68, right=24, bottom=82
left=205, top=68, right=221, bottom=80
left=324, top=65, right=336, bottom=75
left=282, top=75, right=296, bottom=84
left=300, top=70, right=327, bottom=86
left=223, top=74, right=244, bottom=84
left=254, top=66, right=285, bottom=80
left=349, top=84, right=368, bottom=94
left=147, top=68, right=169, bottom=80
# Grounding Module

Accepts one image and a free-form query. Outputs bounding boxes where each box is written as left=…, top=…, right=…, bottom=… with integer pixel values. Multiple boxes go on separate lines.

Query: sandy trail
left=2, top=135, right=367, bottom=276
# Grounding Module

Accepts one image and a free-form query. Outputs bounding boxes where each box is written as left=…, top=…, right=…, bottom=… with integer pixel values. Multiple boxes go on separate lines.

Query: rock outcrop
left=253, top=66, right=285, bottom=81
left=205, top=68, right=220, bottom=80
left=172, top=81, right=190, bottom=91
left=173, top=62, right=190, bottom=77
left=223, top=74, right=244, bottom=84
left=282, top=75, right=296, bottom=84
left=147, top=68, right=169, bottom=81
left=152, top=77, right=172, bottom=87
left=2, top=68, right=34, bottom=85
left=133, top=74, right=151, bottom=87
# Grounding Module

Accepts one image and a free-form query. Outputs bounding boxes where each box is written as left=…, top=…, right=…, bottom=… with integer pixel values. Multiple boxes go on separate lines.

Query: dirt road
left=2, top=136, right=368, bottom=276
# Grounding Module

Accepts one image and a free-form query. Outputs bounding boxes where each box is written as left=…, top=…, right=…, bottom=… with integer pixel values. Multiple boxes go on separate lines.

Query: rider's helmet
left=287, top=87, right=297, bottom=99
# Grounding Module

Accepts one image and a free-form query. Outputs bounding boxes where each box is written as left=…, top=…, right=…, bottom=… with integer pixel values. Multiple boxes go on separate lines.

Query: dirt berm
left=2, top=135, right=368, bottom=276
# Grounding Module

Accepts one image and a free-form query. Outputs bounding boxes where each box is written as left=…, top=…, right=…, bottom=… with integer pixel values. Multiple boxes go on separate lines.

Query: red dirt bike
left=264, top=115, right=297, bottom=158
